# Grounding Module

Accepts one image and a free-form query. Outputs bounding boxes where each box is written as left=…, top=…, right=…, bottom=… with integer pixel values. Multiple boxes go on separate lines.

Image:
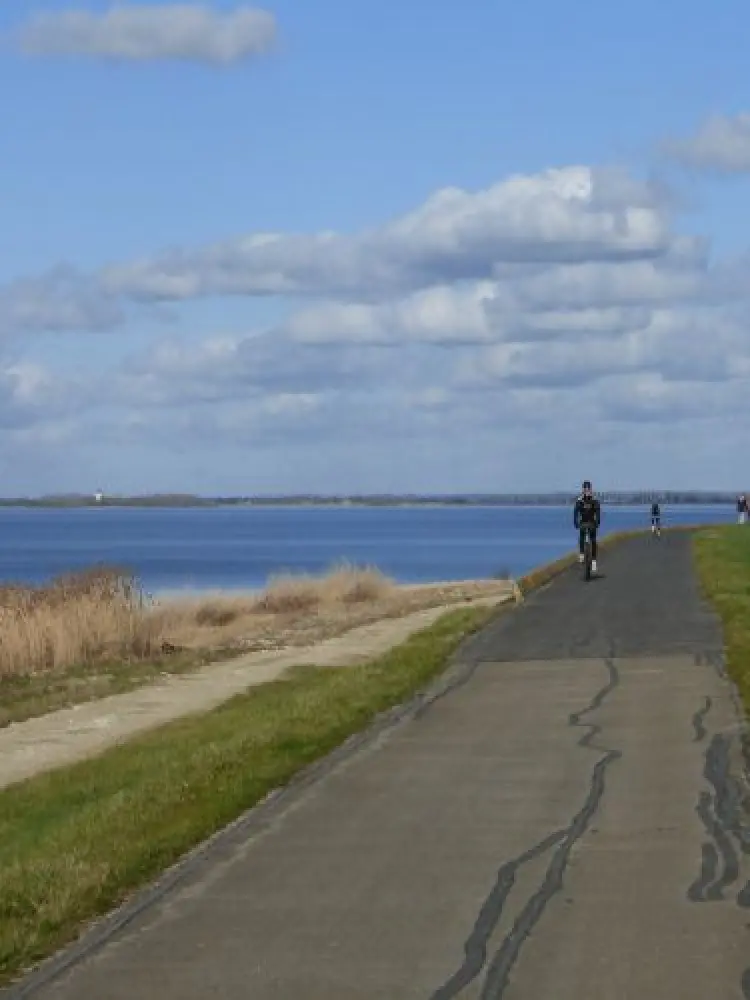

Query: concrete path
left=0, top=593, right=512, bottom=791
left=7, top=535, right=750, bottom=999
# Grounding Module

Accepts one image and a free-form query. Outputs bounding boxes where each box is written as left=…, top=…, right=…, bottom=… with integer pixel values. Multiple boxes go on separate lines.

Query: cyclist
left=574, top=480, right=601, bottom=574
left=651, top=501, right=661, bottom=535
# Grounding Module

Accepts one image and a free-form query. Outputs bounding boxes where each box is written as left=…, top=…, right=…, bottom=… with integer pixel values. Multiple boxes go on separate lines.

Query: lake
left=0, top=504, right=735, bottom=595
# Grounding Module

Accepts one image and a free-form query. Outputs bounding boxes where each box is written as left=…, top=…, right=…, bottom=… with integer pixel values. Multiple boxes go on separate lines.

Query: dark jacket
left=574, top=494, right=601, bottom=529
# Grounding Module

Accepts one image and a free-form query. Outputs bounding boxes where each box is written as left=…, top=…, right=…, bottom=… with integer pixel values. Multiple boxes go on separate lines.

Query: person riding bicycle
left=574, top=480, right=600, bottom=573
left=651, top=501, right=661, bottom=534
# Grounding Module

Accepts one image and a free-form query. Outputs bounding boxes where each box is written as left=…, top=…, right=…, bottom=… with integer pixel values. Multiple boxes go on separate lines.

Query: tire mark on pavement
left=428, top=830, right=567, bottom=1000
left=687, top=718, right=750, bottom=995
left=689, top=734, right=750, bottom=905
left=478, top=752, right=619, bottom=999
left=692, top=696, right=712, bottom=743
left=687, top=842, right=719, bottom=903
left=430, top=652, right=621, bottom=1000
left=692, top=791, right=739, bottom=901
left=568, top=653, right=619, bottom=752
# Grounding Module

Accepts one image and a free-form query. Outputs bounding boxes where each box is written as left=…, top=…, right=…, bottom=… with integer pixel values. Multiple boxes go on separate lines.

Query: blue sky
left=1, top=0, right=750, bottom=494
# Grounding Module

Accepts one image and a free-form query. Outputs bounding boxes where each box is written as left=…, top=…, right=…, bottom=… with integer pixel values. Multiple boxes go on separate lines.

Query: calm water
left=0, top=504, right=735, bottom=594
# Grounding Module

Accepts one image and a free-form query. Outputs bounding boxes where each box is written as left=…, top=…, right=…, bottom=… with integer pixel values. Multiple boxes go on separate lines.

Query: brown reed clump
left=0, top=566, right=158, bottom=678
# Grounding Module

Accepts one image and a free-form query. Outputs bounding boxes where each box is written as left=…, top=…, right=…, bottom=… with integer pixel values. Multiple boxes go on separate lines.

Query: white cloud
left=18, top=4, right=277, bottom=65
left=504, top=305, right=652, bottom=342
left=284, top=283, right=498, bottom=346
left=454, top=299, right=750, bottom=393
left=100, top=167, right=673, bottom=302
left=102, top=285, right=750, bottom=453
left=280, top=285, right=662, bottom=348
left=0, top=360, right=89, bottom=431
left=2, top=158, right=750, bottom=491
left=591, top=372, right=747, bottom=423
left=0, top=266, right=123, bottom=336
left=663, top=113, right=750, bottom=173
left=0, top=166, right=721, bottom=341
left=508, top=255, right=710, bottom=312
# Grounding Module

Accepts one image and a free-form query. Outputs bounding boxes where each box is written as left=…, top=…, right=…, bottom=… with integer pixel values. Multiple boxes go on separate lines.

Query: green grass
left=0, top=647, right=245, bottom=729
left=693, top=525, right=750, bottom=712
left=0, top=604, right=495, bottom=987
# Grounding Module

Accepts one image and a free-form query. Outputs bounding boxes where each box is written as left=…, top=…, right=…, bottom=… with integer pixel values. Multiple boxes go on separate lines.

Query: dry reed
left=0, top=567, right=157, bottom=678
left=0, top=562, right=395, bottom=679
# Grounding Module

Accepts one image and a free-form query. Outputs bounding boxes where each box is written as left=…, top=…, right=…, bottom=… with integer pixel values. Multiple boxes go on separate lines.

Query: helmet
left=582, top=480, right=592, bottom=491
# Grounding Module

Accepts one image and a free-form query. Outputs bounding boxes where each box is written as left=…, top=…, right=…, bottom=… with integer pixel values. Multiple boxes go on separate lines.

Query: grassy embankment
left=0, top=601, right=497, bottom=987
left=2, top=525, right=732, bottom=986
left=693, top=524, right=750, bottom=713
left=0, top=564, right=506, bottom=727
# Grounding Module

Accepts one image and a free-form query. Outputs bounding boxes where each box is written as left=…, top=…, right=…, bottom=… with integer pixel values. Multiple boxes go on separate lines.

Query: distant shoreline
left=0, top=493, right=738, bottom=509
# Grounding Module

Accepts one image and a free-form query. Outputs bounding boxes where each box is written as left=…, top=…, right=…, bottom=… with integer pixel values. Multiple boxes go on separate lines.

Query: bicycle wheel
left=583, top=537, right=592, bottom=581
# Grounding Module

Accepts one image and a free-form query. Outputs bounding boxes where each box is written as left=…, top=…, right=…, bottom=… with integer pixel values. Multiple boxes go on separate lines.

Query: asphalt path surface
left=7, top=533, right=750, bottom=999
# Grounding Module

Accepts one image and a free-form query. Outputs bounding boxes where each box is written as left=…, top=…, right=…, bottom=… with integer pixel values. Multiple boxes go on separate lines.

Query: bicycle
left=581, top=524, right=594, bottom=581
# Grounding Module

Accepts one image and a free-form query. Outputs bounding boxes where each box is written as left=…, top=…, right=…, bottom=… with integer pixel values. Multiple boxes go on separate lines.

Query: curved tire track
left=430, top=655, right=621, bottom=1000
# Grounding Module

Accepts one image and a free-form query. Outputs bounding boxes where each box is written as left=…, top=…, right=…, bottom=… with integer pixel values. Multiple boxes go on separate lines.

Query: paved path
left=7, top=535, right=750, bottom=999
left=0, top=593, right=511, bottom=790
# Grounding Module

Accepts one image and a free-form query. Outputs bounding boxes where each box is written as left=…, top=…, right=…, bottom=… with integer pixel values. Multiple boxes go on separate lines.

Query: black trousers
left=578, top=525, right=598, bottom=559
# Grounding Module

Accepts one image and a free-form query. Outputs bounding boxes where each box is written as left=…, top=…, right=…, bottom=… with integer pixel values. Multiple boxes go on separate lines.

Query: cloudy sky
left=2, top=0, right=750, bottom=495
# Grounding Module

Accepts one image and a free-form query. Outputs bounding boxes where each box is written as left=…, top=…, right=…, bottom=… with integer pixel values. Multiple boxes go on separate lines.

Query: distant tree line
left=0, top=491, right=738, bottom=508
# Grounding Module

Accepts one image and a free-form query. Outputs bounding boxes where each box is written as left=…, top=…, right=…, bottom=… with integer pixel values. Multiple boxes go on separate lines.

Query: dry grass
left=0, top=563, right=395, bottom=681
left=0, top=568, right=158, bottom=679
left=149, top=562, right=395, bottom=646
left=0, top=563, right=511, bottom=726
left=152, top=568, right=510, bottom=655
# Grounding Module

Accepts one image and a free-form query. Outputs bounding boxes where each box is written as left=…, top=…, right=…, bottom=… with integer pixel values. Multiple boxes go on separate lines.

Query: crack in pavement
left=692, top=696, right=712, bottom=743
left=412, top=607, right=516, bottom=722
left=427, top=830, right=567, bottom=1000
left=689, top=791, right=740, bottom=902
left=429, top=650, right=621, bottom=1000
left=478, top=753, right=619, bottom=1000
left=694, top=650, right=726, bottom=678
left=688, top=735, right=750, bottom=905
left=687, top=719, right=750, bottom=996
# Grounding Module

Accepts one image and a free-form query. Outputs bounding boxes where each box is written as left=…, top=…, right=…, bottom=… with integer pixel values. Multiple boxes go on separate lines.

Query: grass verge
left=693, top=525, right=750, bottom=713
left=0, top=646, right=244, bottom=730
left=0, top=603, right=495, bottom=988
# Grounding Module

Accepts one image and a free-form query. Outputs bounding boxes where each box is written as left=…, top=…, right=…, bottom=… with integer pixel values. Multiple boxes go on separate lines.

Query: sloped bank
left=0, top=604, right=501, bottom=991
left=693, top=525, right=750, bottom=715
